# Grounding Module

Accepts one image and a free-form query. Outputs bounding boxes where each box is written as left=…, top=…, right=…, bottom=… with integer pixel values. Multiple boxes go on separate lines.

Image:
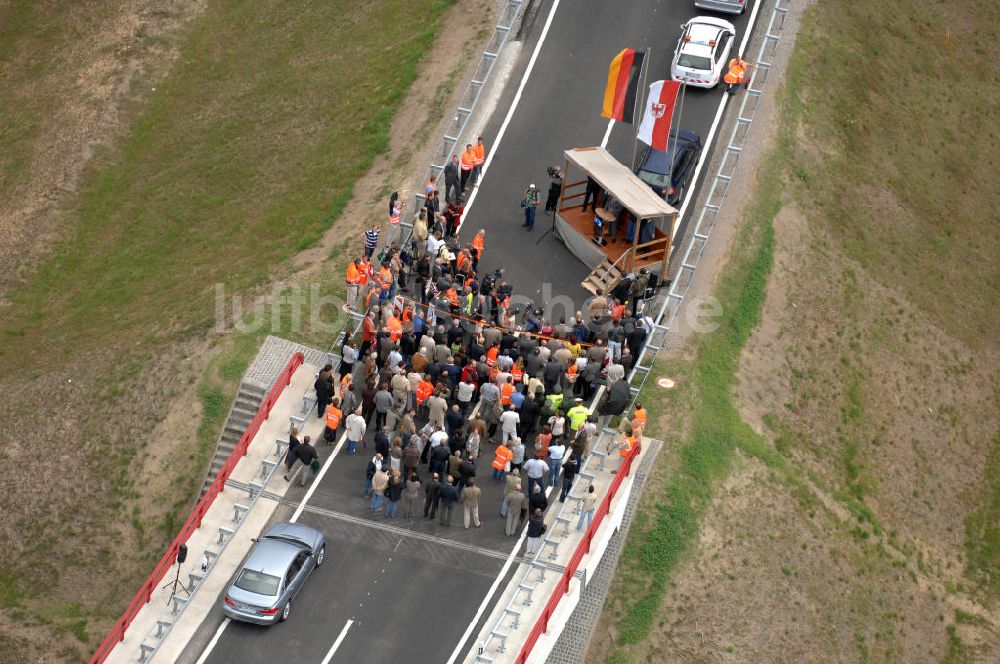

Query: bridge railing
left=88, top=352, right=304, bottom=664
left=513, top=441, right=641, bottom=664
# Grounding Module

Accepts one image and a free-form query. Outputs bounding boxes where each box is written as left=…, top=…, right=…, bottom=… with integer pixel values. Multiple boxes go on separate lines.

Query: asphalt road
left=467, top=0, right=759, bottom=310
left=186, top=1, right=762, bottom=663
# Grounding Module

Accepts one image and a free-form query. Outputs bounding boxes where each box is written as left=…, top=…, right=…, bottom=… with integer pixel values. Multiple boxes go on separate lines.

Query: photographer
left=520, top=183, right=540, bottom=230
left=545, top=165, right=563, bottom=213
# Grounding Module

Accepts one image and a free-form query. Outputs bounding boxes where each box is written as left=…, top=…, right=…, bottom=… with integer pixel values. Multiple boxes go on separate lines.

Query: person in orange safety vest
left=460, top=143, right=475, bottom=193
left=724, top=56, right=752, bottom=95
left=492, top=442, right=513, bottom=480
left=323, top=398, right=343, bottom=444
left=471, top=228, right=485, bottom=271
left=416, top=376, right=435, bottom=408
left=630, top=401, right=648, bottom=436
left=500, top=377, right=515, bottom=406
left=471, top=136, right=486, bottom=186
left=385, top=314, right=402, bottom=343
left=378, top=264, right=392, bottom=303
left=345, top=258, right=363, bottom=312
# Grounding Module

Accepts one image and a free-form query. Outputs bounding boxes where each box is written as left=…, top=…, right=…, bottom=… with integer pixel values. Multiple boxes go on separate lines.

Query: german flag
left=601, top=48, right=645, bottom=123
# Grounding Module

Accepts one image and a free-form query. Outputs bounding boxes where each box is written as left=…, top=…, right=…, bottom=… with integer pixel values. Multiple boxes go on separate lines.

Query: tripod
left=162, top=545, right=190, bottom=602
left=536, top=176, right=563, bottom=244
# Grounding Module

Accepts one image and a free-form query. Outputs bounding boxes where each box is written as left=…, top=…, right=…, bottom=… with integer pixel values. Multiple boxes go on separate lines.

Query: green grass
left=603, top=1, right=999, bottom=659
left=606, top=93, right=786, bottom=656
left=785, top=0, right=1000, bottom=349
left=0, top=0, right=456, bottom=372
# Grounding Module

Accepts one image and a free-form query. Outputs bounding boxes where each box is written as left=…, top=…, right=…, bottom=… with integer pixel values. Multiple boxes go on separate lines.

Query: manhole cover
left=656, top=376, right=676, bottom=390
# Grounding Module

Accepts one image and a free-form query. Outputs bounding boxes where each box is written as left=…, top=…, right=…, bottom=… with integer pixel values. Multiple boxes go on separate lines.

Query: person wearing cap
left=567, top=398, right=590, bottom=433
left=521, top=183, right=541, bottom=229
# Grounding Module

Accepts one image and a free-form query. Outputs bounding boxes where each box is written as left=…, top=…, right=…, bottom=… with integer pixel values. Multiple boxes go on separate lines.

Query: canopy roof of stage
left=564, top=147, right=677, bottom=220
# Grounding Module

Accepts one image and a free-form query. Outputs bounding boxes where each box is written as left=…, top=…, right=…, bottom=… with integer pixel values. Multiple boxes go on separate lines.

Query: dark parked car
left=635, top=128, right=703, bottom=207
left=222, top=522, right=326, bottom=624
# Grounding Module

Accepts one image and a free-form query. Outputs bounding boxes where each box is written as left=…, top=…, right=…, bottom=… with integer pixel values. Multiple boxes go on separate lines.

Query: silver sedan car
left=222, top=522, right=326, bottom=624
left=694, top=0, right=749, bottom=15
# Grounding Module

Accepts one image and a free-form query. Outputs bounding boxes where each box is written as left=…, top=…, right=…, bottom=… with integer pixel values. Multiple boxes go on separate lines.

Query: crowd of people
left=292, top=155, right=652, bottom=542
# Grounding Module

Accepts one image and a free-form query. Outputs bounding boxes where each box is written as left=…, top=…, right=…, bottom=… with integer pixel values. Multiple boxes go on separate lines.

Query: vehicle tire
left=280, top=600, right=291, bottom=622
left=316, top=545, right=326, bottom=567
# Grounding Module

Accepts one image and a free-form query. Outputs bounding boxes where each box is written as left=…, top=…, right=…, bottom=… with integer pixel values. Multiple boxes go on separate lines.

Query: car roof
left=687, top=15, right=736, bottom=32
left=680, top=41, right=714, bottom=58
left=639, top=130, right=702, bottom=175
left=262, top=521, right=321, bottom=549
left=242, top=538, right=301, bottom=577
left=680, top=19, right=734, bottom=58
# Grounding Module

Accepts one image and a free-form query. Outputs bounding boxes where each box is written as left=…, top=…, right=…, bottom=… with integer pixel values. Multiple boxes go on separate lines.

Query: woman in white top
left=548, top=413, right=566, bottom=438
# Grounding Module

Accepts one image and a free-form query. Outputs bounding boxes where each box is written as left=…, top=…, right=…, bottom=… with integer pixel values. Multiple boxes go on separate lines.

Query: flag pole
left=630, top=48, right=651, bottom=172
left=666, top=81, right=687, bottom=202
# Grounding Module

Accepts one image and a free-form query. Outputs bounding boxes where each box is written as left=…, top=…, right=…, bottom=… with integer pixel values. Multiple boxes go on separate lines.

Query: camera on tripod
left=546, top=165, right=563, bottom=180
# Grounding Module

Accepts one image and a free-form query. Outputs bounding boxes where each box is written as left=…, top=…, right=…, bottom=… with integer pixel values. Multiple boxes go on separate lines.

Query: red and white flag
left=636, top=80, right=681, bottom=151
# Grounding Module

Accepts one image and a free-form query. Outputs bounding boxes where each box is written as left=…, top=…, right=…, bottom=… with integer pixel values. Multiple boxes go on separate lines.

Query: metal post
left=666, top=82, right=686, bottom=205
left=629, top=48, right=651, bottom=172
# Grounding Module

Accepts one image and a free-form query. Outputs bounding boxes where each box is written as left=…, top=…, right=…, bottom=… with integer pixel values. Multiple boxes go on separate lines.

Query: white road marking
left=444, top=520, right=533, bottom=664
left=605, top=0, right=766, bottom=231
left=291, top=428, right=348, bottom=523
left=194, top=2, right=768, bottom=663
left=320, top=619, right=355, bottom=664
left=195, top=430, right=350, bottom=663
left=193, top=618, right=230, bottom=664
left=457, top=0, right=564, bottom=230
left=675, top=0, right=765, bottom=223
left=600, top=118, right=614, bottom=148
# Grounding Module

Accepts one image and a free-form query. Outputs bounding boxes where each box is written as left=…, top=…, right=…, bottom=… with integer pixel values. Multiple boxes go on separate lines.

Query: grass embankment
left=0, top=0, right=455, bottom=659
left=602, top=105, right=784, bottom=662
left=599, top=0, right=999, bottom=661
left=784, top=0, right=1000, bottom=601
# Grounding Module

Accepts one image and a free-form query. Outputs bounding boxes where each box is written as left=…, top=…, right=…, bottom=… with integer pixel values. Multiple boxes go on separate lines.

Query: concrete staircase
left=200, top=382, right=267, bottom=496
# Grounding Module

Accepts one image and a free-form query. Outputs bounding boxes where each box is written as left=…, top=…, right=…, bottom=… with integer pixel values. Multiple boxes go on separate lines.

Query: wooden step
left=581, top=259, right=623, bottom=296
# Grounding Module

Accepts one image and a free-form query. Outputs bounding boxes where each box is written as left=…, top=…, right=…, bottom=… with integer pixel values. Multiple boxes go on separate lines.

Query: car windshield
left=638, top=169, right=671, bottom=190
left=677, top=53, right=712, bottom=70
left=234, top=569, right=281, bottom=596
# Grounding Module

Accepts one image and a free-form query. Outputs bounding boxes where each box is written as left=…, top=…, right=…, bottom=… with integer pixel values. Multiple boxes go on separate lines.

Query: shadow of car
left=222, top=522, right=326, bottom=625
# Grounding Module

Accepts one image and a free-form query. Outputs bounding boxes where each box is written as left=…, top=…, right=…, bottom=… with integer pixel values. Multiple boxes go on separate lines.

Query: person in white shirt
left=457, top=379, right=476, bottom=414
left=548, top=413, right=566, bottom=438
left=426, top=231, right=442, bottom=258
left=523, top=455, right=548, bottom=495
left=429, top=426, right=449, bottom=450
left=345, top=409, right=366, bottom=454
left=577, top=484, right=597, bottom=531
left=498, top=405, right=520, bottom=445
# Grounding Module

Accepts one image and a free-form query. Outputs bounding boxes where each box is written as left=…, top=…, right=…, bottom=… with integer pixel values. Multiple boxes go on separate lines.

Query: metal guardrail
left=627, top=0, right=789, bottom=400
left=89, top=353, right=304, bottom=664
left=474, top=433, right=640, bottom=662
left=376, top=0, right=524, bottom=249
left=327, top=0, right=526, bottom=356
left=498, top=1, right=792, bottom=661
